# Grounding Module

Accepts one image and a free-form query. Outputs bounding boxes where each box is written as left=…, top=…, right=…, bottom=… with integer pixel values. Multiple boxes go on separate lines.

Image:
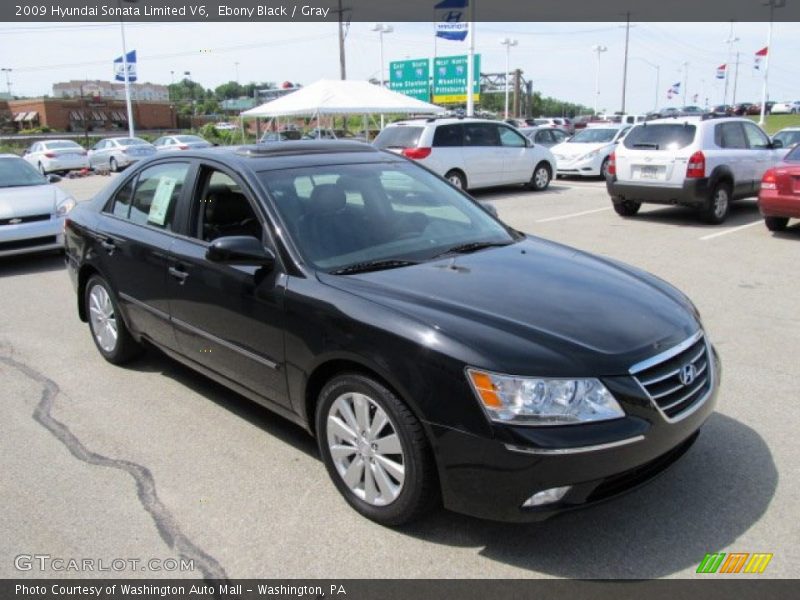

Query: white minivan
left=373, top=118, right=557, bottom=192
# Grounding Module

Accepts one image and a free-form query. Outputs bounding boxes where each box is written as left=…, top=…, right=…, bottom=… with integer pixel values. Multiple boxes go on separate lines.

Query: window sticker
left=148, top=176, right=177, bottom=225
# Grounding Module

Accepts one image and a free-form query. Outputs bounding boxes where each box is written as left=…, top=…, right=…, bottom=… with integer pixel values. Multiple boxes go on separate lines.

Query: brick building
left=53, top=80, right=169, bottom=102
left=7, top=98, right=176, bottom=132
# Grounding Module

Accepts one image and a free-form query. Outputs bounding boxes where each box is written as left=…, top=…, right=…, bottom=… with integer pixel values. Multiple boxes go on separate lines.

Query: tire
left=528, top=162, right=552, bottom=191
left=109, top=157, right=119, bottom=173
left=600, top=157, right=611, bottom=179
left=444, top=169, right=467, bottom=191
left=316, top=373, right=438, bottom=526
left=764, top=216, right=789, bottom=232
left=613, top=200, right=641, bottom=217
left=702, top=181, right=732, bottom=224
left=85, top=275, right=142, bottom=364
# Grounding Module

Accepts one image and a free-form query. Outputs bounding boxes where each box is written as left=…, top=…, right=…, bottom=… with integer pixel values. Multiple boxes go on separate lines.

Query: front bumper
left=0, top=216, right=64, bottom=257
left=429, top=346, right=720, bottom=522
left=607, top=177, right=712, bottom=207
left=555, top=155, right=603, bottom=177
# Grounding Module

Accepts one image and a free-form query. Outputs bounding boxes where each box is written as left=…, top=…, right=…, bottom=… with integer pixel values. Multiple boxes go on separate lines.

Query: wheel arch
left=444, top=168, right=468, bottom=190
left=708, top=165, right=735, bottom=191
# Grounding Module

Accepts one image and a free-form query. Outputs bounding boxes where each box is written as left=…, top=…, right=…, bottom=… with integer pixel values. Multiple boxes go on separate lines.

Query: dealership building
left=6, top=97, right=176, bottom=131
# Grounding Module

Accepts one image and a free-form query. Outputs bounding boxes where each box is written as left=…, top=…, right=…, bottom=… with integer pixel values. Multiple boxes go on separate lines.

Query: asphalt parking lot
left=1, top=172, right=798, bottom=579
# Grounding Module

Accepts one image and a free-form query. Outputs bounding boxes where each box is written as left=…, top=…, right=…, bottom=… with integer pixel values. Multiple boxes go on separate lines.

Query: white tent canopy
left=241, top=79, right=444, bottom=118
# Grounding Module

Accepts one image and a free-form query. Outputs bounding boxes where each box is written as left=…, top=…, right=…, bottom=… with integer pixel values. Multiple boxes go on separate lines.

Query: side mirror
left=480, top=202, right=499, bottom=218
left=47, top=174, right=62, bottom=183
left=771, top=139, right=784, bottom=149
left=206, top=236, right=275, bottom=268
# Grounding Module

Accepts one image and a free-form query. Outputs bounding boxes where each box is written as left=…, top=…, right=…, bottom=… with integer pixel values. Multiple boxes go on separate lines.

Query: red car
left=759, top=144, right=800, bottom=232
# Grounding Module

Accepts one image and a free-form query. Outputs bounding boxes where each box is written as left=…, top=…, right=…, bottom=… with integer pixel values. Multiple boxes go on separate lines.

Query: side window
left=195, top=169, right=261, bottom=242
left=498, top=126, right=526, bottom=147
left=535, top=130, right=552, bottom=145
left=715, top=123, right=747, bottom=149
left=464, top=123, right=500, bottom=147
left=552, top=130, right=568, bottom=143
left=432, top=124, right=463, bottom=147
left=105, top=177, right=136, bottom=219
left=128, top=162, right=191, bottom=230
left=742, top=122, right=771, bottom=149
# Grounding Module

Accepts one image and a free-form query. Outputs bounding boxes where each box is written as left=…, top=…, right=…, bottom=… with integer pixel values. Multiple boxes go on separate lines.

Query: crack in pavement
left=0, top=349, right=229, bottom=581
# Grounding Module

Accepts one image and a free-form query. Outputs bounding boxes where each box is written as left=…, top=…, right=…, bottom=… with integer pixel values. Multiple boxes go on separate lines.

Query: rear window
left=623, top=124, right=697, bottom=150
left=785, top=145, right=800, bottom=162
left=373, top=126, right=424, bottom=149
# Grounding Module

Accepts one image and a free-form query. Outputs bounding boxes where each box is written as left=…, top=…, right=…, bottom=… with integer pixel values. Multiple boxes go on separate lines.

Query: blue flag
left=113, top=50, right=137, bottom=83
left=435, top=0, right=469, bottom=42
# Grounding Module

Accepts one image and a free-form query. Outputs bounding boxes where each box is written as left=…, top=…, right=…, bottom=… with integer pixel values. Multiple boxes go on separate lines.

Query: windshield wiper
left=433, top=241, right=512, bottom=259
left=633, top=143, right=660, bottom=149
left=330, top=259, right=420, bottom=275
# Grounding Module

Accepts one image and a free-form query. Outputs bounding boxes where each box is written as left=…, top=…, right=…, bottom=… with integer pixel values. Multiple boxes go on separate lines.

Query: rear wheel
left=316, top=373, right=438, bottom=526
left=702, top=182, right=731, bottom=224
left=600, top=157, right=611, bottom=179
left=529, top=162, right=552, bottom=191
left=85, top=275, right=142, bottom=364
left=444, top=170, right=467, bottom=191
left=109, top=157, right=119, bottom=173
left=613, top=200, right=641, bottom=217
left=765, top=216, right=789, bottom=231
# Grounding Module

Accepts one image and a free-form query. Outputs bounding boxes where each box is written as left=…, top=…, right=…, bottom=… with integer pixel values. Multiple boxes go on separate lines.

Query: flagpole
left=759, top=8, right=775, bottom=125
left=466, top=0, right=475, bottom=117
left=118, top=0, right=135, bottom=137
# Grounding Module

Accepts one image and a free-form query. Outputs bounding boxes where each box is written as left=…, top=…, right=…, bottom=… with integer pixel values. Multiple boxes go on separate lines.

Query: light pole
left=723, top=23, right=739, bottom=107
left=760, top=0, right=786, bottom=126
left=499, top=37, right=518, bottom=119
left=118, top=0, right=137, bottom=137
left=591, top=45, right=607, bottom=116
left=0, top=68, right=11, bottom=96
left=370, top=23, right=393, bottom=129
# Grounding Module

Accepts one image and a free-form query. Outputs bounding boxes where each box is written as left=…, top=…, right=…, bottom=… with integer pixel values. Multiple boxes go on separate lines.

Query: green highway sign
left=388, top=59, right=430, bottom=103
left=433, top=54, right=481, bottom=104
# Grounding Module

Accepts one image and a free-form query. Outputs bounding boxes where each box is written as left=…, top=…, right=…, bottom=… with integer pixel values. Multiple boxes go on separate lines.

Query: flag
left=667, top=82, right=681, bottom=100
left=434, top=0, right=469, bottom=42
left=716, top=64, right=726, bottom=79
left=113, top=50, right=137, bottom=83
left=754, top=46, right=768, bottom=71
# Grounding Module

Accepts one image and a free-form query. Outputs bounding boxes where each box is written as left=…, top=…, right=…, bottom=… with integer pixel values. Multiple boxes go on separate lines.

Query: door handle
left=168, top=266, right=189, bottom=284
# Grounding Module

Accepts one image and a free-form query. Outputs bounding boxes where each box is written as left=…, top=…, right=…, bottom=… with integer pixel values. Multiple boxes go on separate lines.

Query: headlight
left=56, top=197, right=76, bottom=217
left=466, top=369, right=624, bottom=425
left=578, top=149, right=601, bottom=161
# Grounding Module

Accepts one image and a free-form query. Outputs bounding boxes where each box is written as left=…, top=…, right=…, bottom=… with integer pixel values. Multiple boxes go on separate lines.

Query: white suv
left=373, top=118, right=556, bottom=192
left=606, top=116, right=786, bottom=224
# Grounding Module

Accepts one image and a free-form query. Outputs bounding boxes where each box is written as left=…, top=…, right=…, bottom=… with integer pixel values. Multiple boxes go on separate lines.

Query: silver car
left=0, top=155, right=76, bottom=257
left=518, top=126, right=570, bottom=148
left=22, top=140, right=90, bottom=175
left=152, top=134, right=213, bottom=152
left=87, top=137, right=156, bottom=172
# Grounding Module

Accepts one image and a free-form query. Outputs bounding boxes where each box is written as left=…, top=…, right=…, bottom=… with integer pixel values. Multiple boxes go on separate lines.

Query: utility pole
left=465, top=0, right=476, bottom=117
left=760, top=0, right=786, bottom=126
left=337, top=0, right=347, bottom=80
left=621, top=12, right=631, bottom=115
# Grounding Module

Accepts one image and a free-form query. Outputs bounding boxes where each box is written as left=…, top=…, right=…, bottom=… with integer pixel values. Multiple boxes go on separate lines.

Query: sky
left=0, top=21, right=798, bottom=114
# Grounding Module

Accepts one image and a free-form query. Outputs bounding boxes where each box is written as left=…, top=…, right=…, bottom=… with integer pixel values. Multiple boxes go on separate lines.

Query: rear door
left=742, top=121, right=781, bottom=193
left=714, top=122, right=752, bottom=195
left=168, top=163, right=289, bottom=408
left=462, top=122, right=504, bottom=187
left=93, top=160, right=193, bottom=350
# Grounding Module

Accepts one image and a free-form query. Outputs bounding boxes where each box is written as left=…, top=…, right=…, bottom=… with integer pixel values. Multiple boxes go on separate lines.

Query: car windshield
left=45, top=141, right=82, bottom=150
left=568, top=128, right=617, bottom=143
left=117, top=138, right=149, bottom=146
left=373, top=126, right=424, bottom=149
left=0, top=157, right=48, bottom=188
left=175, top=135, right=204, bottom=143
left=774, top=130, right=800, bottom=148
left=260, top=161, right=517, bottom=272
left=624, top=124, right=697, bottom=150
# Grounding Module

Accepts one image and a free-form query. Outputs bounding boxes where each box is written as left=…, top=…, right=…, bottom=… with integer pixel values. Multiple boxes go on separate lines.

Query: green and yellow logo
left=697, top=552, right=773, bottom=574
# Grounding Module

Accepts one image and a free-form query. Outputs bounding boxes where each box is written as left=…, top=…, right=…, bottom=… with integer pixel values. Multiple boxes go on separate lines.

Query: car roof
left=386, top=117, right=509, bottom=127
left=776, top=126, right=800, bottom=132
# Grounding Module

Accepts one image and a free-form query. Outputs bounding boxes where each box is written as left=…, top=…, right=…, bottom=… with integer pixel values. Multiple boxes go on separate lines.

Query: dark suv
left=65, top=141, right=719, bottom=525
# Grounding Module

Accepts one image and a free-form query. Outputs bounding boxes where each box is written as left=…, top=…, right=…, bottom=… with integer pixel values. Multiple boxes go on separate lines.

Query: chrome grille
left=631, top=331, right=712, bottom=421
left=0, top=214, right=50, bottom=226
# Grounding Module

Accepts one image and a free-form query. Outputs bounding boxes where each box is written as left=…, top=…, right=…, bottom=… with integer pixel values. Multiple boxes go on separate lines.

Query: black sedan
left=65, top=141, right=719, bottom=525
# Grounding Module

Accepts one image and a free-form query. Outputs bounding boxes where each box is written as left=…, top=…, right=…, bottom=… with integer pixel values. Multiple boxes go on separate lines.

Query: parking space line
left=699, top=220, right=763, bottom=241
left=536, top=207, right=612, bottom=223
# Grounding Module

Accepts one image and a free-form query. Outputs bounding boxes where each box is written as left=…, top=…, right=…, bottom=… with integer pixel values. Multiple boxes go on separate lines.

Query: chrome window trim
left=505, top=435, right=645, bottom=456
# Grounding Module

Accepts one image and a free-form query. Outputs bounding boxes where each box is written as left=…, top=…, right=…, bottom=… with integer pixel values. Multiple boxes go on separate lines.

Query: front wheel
left=702, top=182, right=731, bottom=224
left=613, top=200, right=641, bottom=217
left=528, top=162, right=552, bottom=191
left=316, top=374, right=438, bottom=526
left=600, top=157, right=611, bottom=179
left=764, top=216, right=789, bottom=232
left=38, top=162, right=46, bottom=175
left=85, top=275, right=142, bottom=364
left=109, top=157, right=119, bottom=173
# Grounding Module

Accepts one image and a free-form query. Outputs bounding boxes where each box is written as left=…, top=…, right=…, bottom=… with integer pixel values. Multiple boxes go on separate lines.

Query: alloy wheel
left=88, top=284, right=118, bottom=353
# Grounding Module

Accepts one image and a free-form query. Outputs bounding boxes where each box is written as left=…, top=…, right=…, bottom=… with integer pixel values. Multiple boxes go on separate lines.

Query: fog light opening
left=522, top=486, right=571, bottom=508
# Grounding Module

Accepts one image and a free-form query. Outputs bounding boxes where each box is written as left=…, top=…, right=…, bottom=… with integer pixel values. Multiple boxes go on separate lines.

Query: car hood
left=0, top=184, right=64, bottom=218
left=551, top=141, right=612, bottom=158
left=318, top=237, right=699, bottom=376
